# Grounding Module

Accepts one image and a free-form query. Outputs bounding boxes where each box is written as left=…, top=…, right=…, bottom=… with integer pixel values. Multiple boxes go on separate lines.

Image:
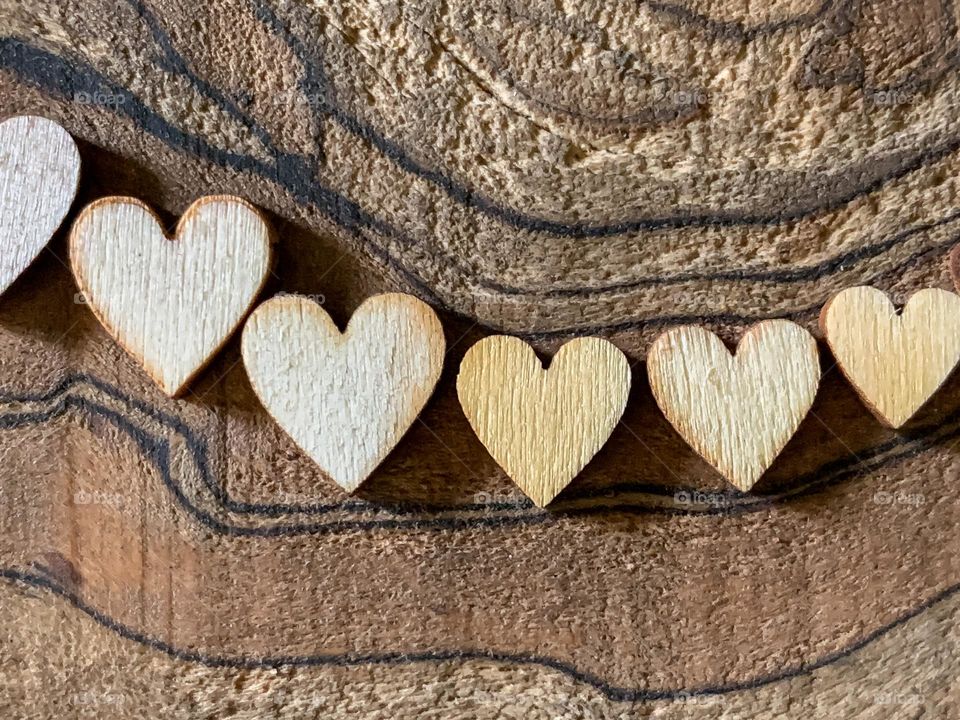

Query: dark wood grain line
left=1, top=566, right=956, bottom=703
left=2, top=374, right=959, bottom=535
left=2, top=36, right=957, bottom=322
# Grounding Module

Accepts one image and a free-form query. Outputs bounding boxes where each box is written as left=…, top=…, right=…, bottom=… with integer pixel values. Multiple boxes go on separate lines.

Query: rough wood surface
left=647, top=321, right=821, bottom=491
left=69, top=195, right=272, bottom=396
left=242, top=293, right=445, bottom=492
left=457, top=336, right=630, bottom=506
left=2, top=1, right=960, bottom=717
left=952, top=244, right=960, bottom=291
left=0, top=115, right=79, bottom=295
left=821, top=286, right=960, bottom=428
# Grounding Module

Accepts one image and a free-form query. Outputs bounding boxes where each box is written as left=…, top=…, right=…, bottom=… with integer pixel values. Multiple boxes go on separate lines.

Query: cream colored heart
left=821, top=286, right=960, bottom=428
left=457, top=336, right=630, bottom=507
left=647, top=321, right=820, bottom=491
left=241, top=293, right=445, bottom=492
left=1, top=116, right=80, bottom=295
left=70, top=196, right=272, bottom=396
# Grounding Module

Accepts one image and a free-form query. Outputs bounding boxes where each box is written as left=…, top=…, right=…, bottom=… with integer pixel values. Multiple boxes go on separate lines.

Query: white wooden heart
left=457, top=336, right=631, bottom=507
left=241, top=293, right=445, bottom=492
left=1, top=115, right=80, bottom=295
left=70, top=196, right=272, bottom=396
left=821, top=286, right=960, bottom=428
left=647, top=321, right=820, bottom=491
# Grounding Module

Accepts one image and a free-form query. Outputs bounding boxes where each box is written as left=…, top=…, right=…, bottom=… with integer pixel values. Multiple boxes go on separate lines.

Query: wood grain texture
left=0, top=115, right=79, bottom=295
left=952, top=244, right=960, bottom=292
left=647, top=322, right=821, bottom=491
left=69, top=195, right=272, bottom=396
left=821, top=286, right=960, bottom=428
left=457, top=336, right=630, bottom=506
left=4, top=0, right=960, bottom=716
left=241, top=293, right=445, bottom=492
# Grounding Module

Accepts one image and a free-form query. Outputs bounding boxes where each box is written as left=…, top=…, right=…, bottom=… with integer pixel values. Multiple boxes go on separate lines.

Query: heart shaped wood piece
left=241, top=293, right=445, bottom=492
left=70, top=196, right=272, bottom=396
left=820, top=286, right=960, bottom=428
left=647, top=321, right=820, bottom=491
left=1, top=116, right=80, bottom=295
left=457, top=336, right=631, bottom=507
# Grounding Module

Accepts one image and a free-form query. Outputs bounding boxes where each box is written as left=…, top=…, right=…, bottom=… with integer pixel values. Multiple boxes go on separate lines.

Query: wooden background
left=1, top=0, right=959, bottom=717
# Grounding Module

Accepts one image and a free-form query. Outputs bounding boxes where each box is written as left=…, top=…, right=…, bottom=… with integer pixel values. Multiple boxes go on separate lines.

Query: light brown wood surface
left=0, top=115, right=79, bottom=295
left=820, top=286, right=960, bottom=428
left=69, top=195, right=272, bottom=396
left=241, top=292, right=445, bottom=492
left=457, top=336, right=630, bottom=507
left=6, top=1, right=960, bottom=717
left=647, top=321, right=821, bottom=492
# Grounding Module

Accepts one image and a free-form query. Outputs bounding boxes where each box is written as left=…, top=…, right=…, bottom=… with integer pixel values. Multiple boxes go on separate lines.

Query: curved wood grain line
left=416, top=4, right=704, bottom=132
left=642, top=0, right=837, bottom=40
left=0, top=567, right=956, bottom=703
left=62, top=0, right=960, bottom=240
left=2, top=34, right=959, bottom=328
left=3, top=35, right=957, bottom=323
left=1, top=374, right=958, bottom=535
left=510, top=213, right=960, bottom=297
left=251, top=1, right=960, bottom=237
left=523, top=233, right=960, bottom=337
left=800, top=0, right=960, bottom=96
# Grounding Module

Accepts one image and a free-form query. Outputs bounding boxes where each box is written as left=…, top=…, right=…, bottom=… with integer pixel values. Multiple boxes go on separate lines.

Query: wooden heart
left=820, top=286, right=960, bottom=428
left=241, top=293, right=445, bottom=492
left=1, top=115, right=80, bottom=295
left=647, top=321, right=820, bottom=491
left=457, top=336, right=630, bottom=507
left=70, top=196, right=272, bottom=396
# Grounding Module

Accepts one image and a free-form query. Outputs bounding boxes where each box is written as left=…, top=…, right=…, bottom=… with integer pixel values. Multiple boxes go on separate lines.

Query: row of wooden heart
left=66, top=196, right=960, bottom=507
left=4, top=117, right=960, bottom=507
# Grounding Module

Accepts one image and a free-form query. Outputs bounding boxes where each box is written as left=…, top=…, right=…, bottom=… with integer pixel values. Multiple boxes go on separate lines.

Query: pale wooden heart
left=1, top=116, right=80, bottom=295
left=821, top=286, right=960, bottom=428
left=457, top=336, right=630, bottom=507
left=647, top=321, right=820, bottom=491
left=241, top=293, right=445, bottom=492
left=70, top=196, right=272, bottom=396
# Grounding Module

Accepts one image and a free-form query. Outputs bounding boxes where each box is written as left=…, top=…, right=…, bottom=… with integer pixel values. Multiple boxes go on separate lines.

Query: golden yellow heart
left=457, top=336, right=630, bottom=507
left=821, top=286, right=960, bottom=427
